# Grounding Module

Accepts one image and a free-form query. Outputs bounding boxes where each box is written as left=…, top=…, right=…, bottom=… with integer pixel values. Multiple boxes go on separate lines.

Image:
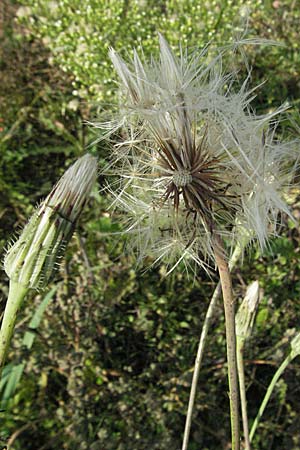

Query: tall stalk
left=182, top=242, right=245, bottom=450
left=213, top=233, right=240, bottom=450
left=181, top=281, right=222, bottom=450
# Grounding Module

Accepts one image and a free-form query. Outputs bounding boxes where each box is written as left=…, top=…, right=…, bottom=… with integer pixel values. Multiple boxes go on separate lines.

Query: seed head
left=100, top=35, right=298, bottom=271
left=4, top=154, right=97, bottom=289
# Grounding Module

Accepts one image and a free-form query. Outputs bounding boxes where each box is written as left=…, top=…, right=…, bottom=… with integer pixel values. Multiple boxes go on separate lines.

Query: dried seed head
left=4, top=154, right=97, bottom=289
left=100, top=35, right=298, bottom=272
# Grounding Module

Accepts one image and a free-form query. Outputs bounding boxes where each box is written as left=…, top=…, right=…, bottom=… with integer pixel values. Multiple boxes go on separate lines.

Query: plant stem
left=182, top=281, right=221, bottom=450
left=182, top=242, right=244, bottom=450
left=237, top=338, right=251, bottom=450
left=249, top=353, right=293, bottom=443
left=0, top=281, right=28, bottom=375
left=213, top=233, right=240, bottom=450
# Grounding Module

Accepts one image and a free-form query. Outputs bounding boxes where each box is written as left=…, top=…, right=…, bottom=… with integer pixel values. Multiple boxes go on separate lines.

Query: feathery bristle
left=98, top=35, right=298, bottom=272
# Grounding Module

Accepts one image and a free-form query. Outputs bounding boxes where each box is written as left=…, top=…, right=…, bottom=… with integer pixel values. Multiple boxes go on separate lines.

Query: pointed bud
left=4, top=154, right=97, bottom=289
left=236, top=281, right=260, bottom=340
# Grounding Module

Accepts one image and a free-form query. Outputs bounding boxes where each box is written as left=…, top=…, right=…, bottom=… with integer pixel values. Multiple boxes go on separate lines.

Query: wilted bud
left=4, top=154, right=97, bottom=289
left=236, top=281, right=260, bottom=340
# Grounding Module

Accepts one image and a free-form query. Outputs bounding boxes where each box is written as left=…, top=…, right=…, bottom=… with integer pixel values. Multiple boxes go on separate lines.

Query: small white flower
left=4, top=154, right=97, bottom=289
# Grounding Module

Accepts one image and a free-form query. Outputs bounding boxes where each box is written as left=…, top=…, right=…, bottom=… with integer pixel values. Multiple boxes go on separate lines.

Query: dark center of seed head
left=172, top=170, right=193, bottom=187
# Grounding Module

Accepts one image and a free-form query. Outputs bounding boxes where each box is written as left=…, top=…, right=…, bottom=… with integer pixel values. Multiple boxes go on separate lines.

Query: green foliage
left=16, top=0, right=261, bottom=102
left=1, top=1, right=300, bottom=449
left=18, top=0, right=252, bottom=101
left=16, top=0, right=300, bottom=111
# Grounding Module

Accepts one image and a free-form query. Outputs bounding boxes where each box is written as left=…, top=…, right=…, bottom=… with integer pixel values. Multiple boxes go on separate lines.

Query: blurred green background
left=0, top=1, right=300, bottom=449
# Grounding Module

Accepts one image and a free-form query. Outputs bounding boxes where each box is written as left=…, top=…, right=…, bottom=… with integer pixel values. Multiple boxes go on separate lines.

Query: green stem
left=213, top=234, right=240, bottom=450
left=182, top=242, right=244, bottom=450
left=0, top=281, right=28, bottom=375
left=249, top=353, right=293, bottom=443
left=237, top=338, right=251, bottom=450
left=182, top=281, right=222, bottom=450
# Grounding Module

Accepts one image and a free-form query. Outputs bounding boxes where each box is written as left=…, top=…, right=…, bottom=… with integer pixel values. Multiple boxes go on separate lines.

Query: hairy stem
left=0, top=281, right=28, bottom=376
left=237, top=338, right=251, bottom=450
left=249, top=353, right=292, bottom=442
left=182, top=242, right=244, bottom=450
left=213, top=233, right=240, bottom=450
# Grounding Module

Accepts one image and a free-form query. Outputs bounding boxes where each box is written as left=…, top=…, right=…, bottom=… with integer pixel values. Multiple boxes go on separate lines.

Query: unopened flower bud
left=4, top=154, right=97, bottom=289
left=236, top=281, right=260, bottom=340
